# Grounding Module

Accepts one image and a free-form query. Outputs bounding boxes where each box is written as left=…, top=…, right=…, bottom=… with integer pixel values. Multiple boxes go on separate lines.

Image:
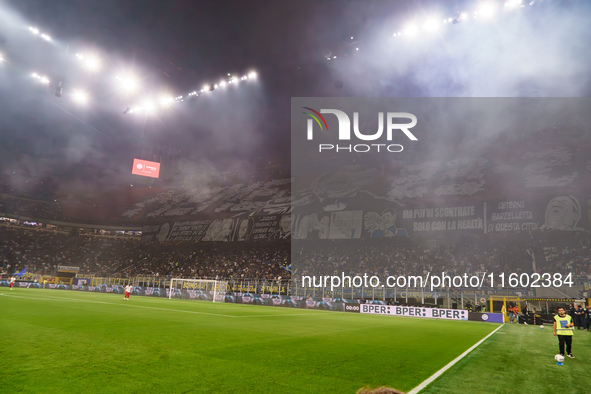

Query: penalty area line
left=407, top=323, right=505, bottom=394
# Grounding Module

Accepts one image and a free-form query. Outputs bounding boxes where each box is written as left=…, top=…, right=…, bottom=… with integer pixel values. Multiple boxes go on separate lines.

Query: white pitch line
left=1, top=293, right=317, bottom=318
left=407, top=323, right=505, bottom=394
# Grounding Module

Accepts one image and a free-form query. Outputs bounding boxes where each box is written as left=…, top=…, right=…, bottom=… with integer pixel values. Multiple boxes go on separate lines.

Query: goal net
left=169, top=278, right=229, bottom=302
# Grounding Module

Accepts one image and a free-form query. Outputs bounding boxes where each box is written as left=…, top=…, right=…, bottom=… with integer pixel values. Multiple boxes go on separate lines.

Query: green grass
left=423, top=322, right=591, bottom=394
left=0, top=289, right=588, bottom=393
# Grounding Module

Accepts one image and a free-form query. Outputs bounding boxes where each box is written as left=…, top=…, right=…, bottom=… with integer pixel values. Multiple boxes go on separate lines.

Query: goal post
left=169, top=278, right=229, bottom=302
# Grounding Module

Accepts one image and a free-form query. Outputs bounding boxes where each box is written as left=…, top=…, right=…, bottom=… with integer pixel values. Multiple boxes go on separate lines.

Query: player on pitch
left=124, top=284, right=132, bottom=301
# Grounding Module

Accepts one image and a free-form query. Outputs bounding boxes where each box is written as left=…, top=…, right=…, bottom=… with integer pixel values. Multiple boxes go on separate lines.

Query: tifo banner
left=141, top=214, right=291, bottom=243
left=361, top=305, right=469, bottom=320
left=168, top=220, right=213, bottom=242
left=291, top=98, right=591, bottom=284
left=132, top=158, right=161, bottom=178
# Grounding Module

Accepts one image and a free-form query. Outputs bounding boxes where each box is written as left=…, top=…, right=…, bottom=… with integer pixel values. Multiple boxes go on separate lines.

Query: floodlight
left=404, top=24, right=418, bottom=37
left=478, top=3, right=497, bottom=18
left=142, top=101, right=156, bottom=113
left=453, top=12, right=468, bottom=24
left=41, top=34, right=51, bottom=41
left=220, top=81, right=226, bottom=87
left=82, top=55, right=101, bottom=72
left=423, top=18, right=440, bottom=31
left=248, top=71, right=257, bottom=79
left=72, top=89, right=88, bottom=104
left=117, top=75, right=139, bottom=93
left=160, top=96, right=174, bottom=107
left=40, top=77, right=50, bottom=84
left=29, top=27, right=39, bottom=35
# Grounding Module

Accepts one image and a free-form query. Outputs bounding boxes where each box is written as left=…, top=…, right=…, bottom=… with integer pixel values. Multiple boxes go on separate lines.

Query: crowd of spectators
left=1, top=224, right=589, bottom=285
left=294, top=231, right=591, bottom=285
left=0, top=224, right=289, bottom=280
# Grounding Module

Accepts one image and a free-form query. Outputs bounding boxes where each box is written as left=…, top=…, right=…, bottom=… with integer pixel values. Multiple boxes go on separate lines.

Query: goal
left=169, top=278, right=229, bottom=302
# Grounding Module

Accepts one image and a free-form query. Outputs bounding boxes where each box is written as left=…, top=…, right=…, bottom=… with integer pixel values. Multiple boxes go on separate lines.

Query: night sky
left=1, top=0, right=590, bottom=214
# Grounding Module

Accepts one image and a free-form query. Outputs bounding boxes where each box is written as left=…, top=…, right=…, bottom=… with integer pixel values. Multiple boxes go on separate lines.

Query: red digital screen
left=132, top=158, right=161, bottom=178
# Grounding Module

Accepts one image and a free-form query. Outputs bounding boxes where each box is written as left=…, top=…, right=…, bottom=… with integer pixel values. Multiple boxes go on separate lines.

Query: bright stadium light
left=248, top=71, right=257, bottom=79
left=160, top=95, right=174, bottom=107
left=32, top=73, right=50, bottom=84
left=505, top=0, right=522, bottom=8
left=40, top=34, right=51, bottom=41
left=29, top=27, right=39, bottom=35
left=72, top=89, right=89, bottom=105
left=404, top=23, right=418, bottom=37
left=79, top=54, right=101, bottom=72
left=423, top=18, right=440, bottom=32
left=116, top=74, right=139, bottom=94
left=478, top=3, right=497, bottom=18
left=142, top=101, right=156, bottom=114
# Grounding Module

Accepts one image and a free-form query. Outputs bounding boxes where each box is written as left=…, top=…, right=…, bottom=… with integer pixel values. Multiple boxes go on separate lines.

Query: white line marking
left=407, top=323, right=505, bottom=394
left=1, top=293, right=317, bottom=318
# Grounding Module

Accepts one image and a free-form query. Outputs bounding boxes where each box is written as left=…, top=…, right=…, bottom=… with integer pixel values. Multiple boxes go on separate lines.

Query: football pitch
left=1, top=289, right=589, bottom=393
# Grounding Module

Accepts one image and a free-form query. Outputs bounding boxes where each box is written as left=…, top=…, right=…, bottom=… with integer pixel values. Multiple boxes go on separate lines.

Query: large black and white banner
left=291, top=97, right=591, bottom=285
